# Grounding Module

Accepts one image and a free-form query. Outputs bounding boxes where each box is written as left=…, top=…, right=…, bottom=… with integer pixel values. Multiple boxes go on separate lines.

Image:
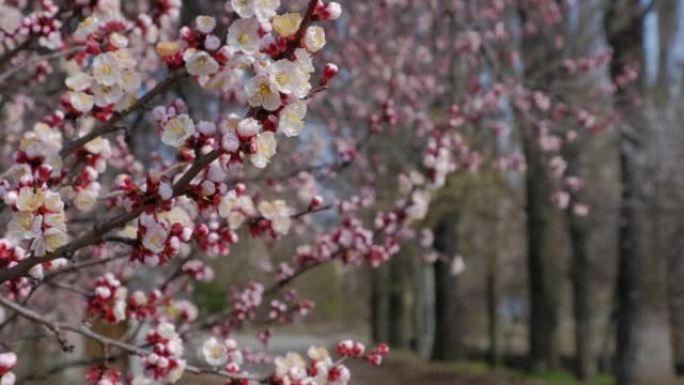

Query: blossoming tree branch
left=0, top=0, right=482, bottom=384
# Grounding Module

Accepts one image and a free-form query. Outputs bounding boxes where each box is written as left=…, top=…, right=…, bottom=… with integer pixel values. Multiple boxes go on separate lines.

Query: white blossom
left=279, top=100, right=307, bottom=137
left=142, top=221, right=169, bottom=254
left=162, top=114, right=196, bottom=147
left=237, top=117, right=262, bottom=137
left=92, top=53, right=122, bottom=86
left=258, top=200, right=292, bottom=235
left=246, top=75, right=281, bottom=111
left=202, top=337, right=228, bottom=367
left=66, top=73, right=93, bottom=91
left=251, top=131, right=277, bottom=168
left=185, top=51, right=219, bottom=77
left=303, top=26, right=326, bottom=52
left=269, top=59, right=311, bottom=98
left=195, top=15, right=217, bottom=33
left=227, top=18, right=261, bottom=54
left=68, top=92, right=94, bottom=113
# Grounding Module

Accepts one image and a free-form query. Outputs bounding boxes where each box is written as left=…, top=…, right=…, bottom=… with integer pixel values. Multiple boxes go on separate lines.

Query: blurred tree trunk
left=567, top=197, right=595, bottom=379
left=517, top=6, right=563, bottom=372
left=605, top=1, right=676, bottom=384
left=370, top=253, right=411, bottom=348
left=370, top=266, right=390, bottom=344
left=564, top=138, right=596, bottom=379
left=388, top=253, right=408, bottom=348
left=655, top=0, right=684, bottom=373
left=416, top=260, right=436, bottom=359
left=431, top=214, right=465, bottom=361
left=670, top=221, right=684, bottom=371
left=520, top=121, right=561, bottom=371
left=486, top=246, right=501, bottom=367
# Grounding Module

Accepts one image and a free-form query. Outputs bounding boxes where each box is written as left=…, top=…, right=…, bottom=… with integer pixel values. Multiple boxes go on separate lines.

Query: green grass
left=527, top=370, right=614, bottom=385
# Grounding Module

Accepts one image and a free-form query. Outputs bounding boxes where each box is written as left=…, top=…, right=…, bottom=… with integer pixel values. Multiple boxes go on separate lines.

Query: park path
left=186, top=331, right=537, bottom=385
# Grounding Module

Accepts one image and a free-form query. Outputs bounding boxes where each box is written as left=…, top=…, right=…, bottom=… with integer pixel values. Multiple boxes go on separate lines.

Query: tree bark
left=387, top=253, right=407, bottom=348
left=486, top=249, right=501, bottom=367
left=605, top=1, right=677, bottom=384
left=563, top=136, right=597, bottom=379
left=568, top=210, right=596, bottom=379
left=521, top=127, right=561, bottom=371
left=431, top=214, right=465, bottom=361
left=416, top=261, right=436, bottom=359
left=516, top=5, right=564, bottom=371
left=370, top=266, right=390, bottom=344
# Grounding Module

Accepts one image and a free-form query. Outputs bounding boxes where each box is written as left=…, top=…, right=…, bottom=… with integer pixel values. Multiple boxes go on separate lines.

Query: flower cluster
left=271, top=340, right=385, bottom=385
left=87, top=273, right=128, bottom=323
left=201, top=337, right=243, bottom=373
left=0, top=0, right=63, bottom=55
left=86, top=367, right=122, bottom=385
left=131, top=210, right=193, bottom=266
left=268, top=289, right=315, bottom=323
left=5, top=185, right=67, bottom=258
left=0, top=352, right=16, bottom=385
left=337, top=340, right=389, bottom=367
left=231, top=282, right=264, bottom=322
left=142, top=322, right=186, bottom=383
left=127, top=289, right=162, bottom=321
left=255, top=200, right=293, bottom=236
left=64, top=28, right=142, bottom=120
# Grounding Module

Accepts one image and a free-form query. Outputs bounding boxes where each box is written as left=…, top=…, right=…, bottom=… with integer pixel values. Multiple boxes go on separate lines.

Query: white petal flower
left=113, top=49, right=136, bottom=69
left=253, top=0, right=280, bottom=21
left=307, top=346, right=331, bottom=363
left=167, top=359, right=186, bottom=383
left=227, top=18, right=261, bottom=54
left=92, top=53, right=122, bottom=86
left=93, top=84, right=124, bottom=107
left=303, top=26, right=326, bottom=52
left=84, top=137, right=112, bottom=157
left=258, top=200, right=292, bottom=235
left=294, top=48, right=314, bottom=73
left=185, top=51, right=219, bottom=77
left=74, top=188, right=99, bottom=212
left=66, top=73, right=93, bottom=91
left=218, top=190, right=238, bottom=218
left=44, top=191, right=64, bottom=213
left=195, top=15, right=217, bottom=34
left=269, top=60, right=310, bottom=98
left=274, top=352, right=306, bottom=379
left=68, top=92, right=94, bottom=113
left=278, top=100, right=307, bottom=137
left=162, top=114, right=196, bottom=147
left=109, top=33, right=128, bottom=49
left=228, top=211, right=247, bottom=229
left=44, top=213, right=66, bottom=231
left=231, top=0, right=255, bottom=18
left=246, top=75, right=281, bottom=111
left=204, top=35, right=222, bottom=51
left=120, top=70, right=141, bottom=93
left=202, top=337, right=228, bottom=367
left=34, top=227, right=68, bottom=256
left=237, top=117, right=262, bottom=137
left=16, top=187, right=44, bottom=213
left=74, top=16, right=101, bottom=41
left=251, top=131, right=277, bottom=168
left=0, top=372, right=15, bottom=385
left=272, top=13, right=302, bottom=38
left=222, top=129, right=240, bottom=152
left=142, top=222, right=169, bottom=253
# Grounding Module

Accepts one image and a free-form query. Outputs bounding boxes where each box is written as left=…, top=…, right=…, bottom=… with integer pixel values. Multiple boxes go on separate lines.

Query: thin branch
left=60, top=70, right=190, bottom=157
left=0, top=297, right=261, bottom=382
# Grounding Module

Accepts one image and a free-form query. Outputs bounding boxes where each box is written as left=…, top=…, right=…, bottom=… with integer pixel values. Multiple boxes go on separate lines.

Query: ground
left=183, top=332, right=615, bottom=385
left=348, top=352, right=536, bottom=385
